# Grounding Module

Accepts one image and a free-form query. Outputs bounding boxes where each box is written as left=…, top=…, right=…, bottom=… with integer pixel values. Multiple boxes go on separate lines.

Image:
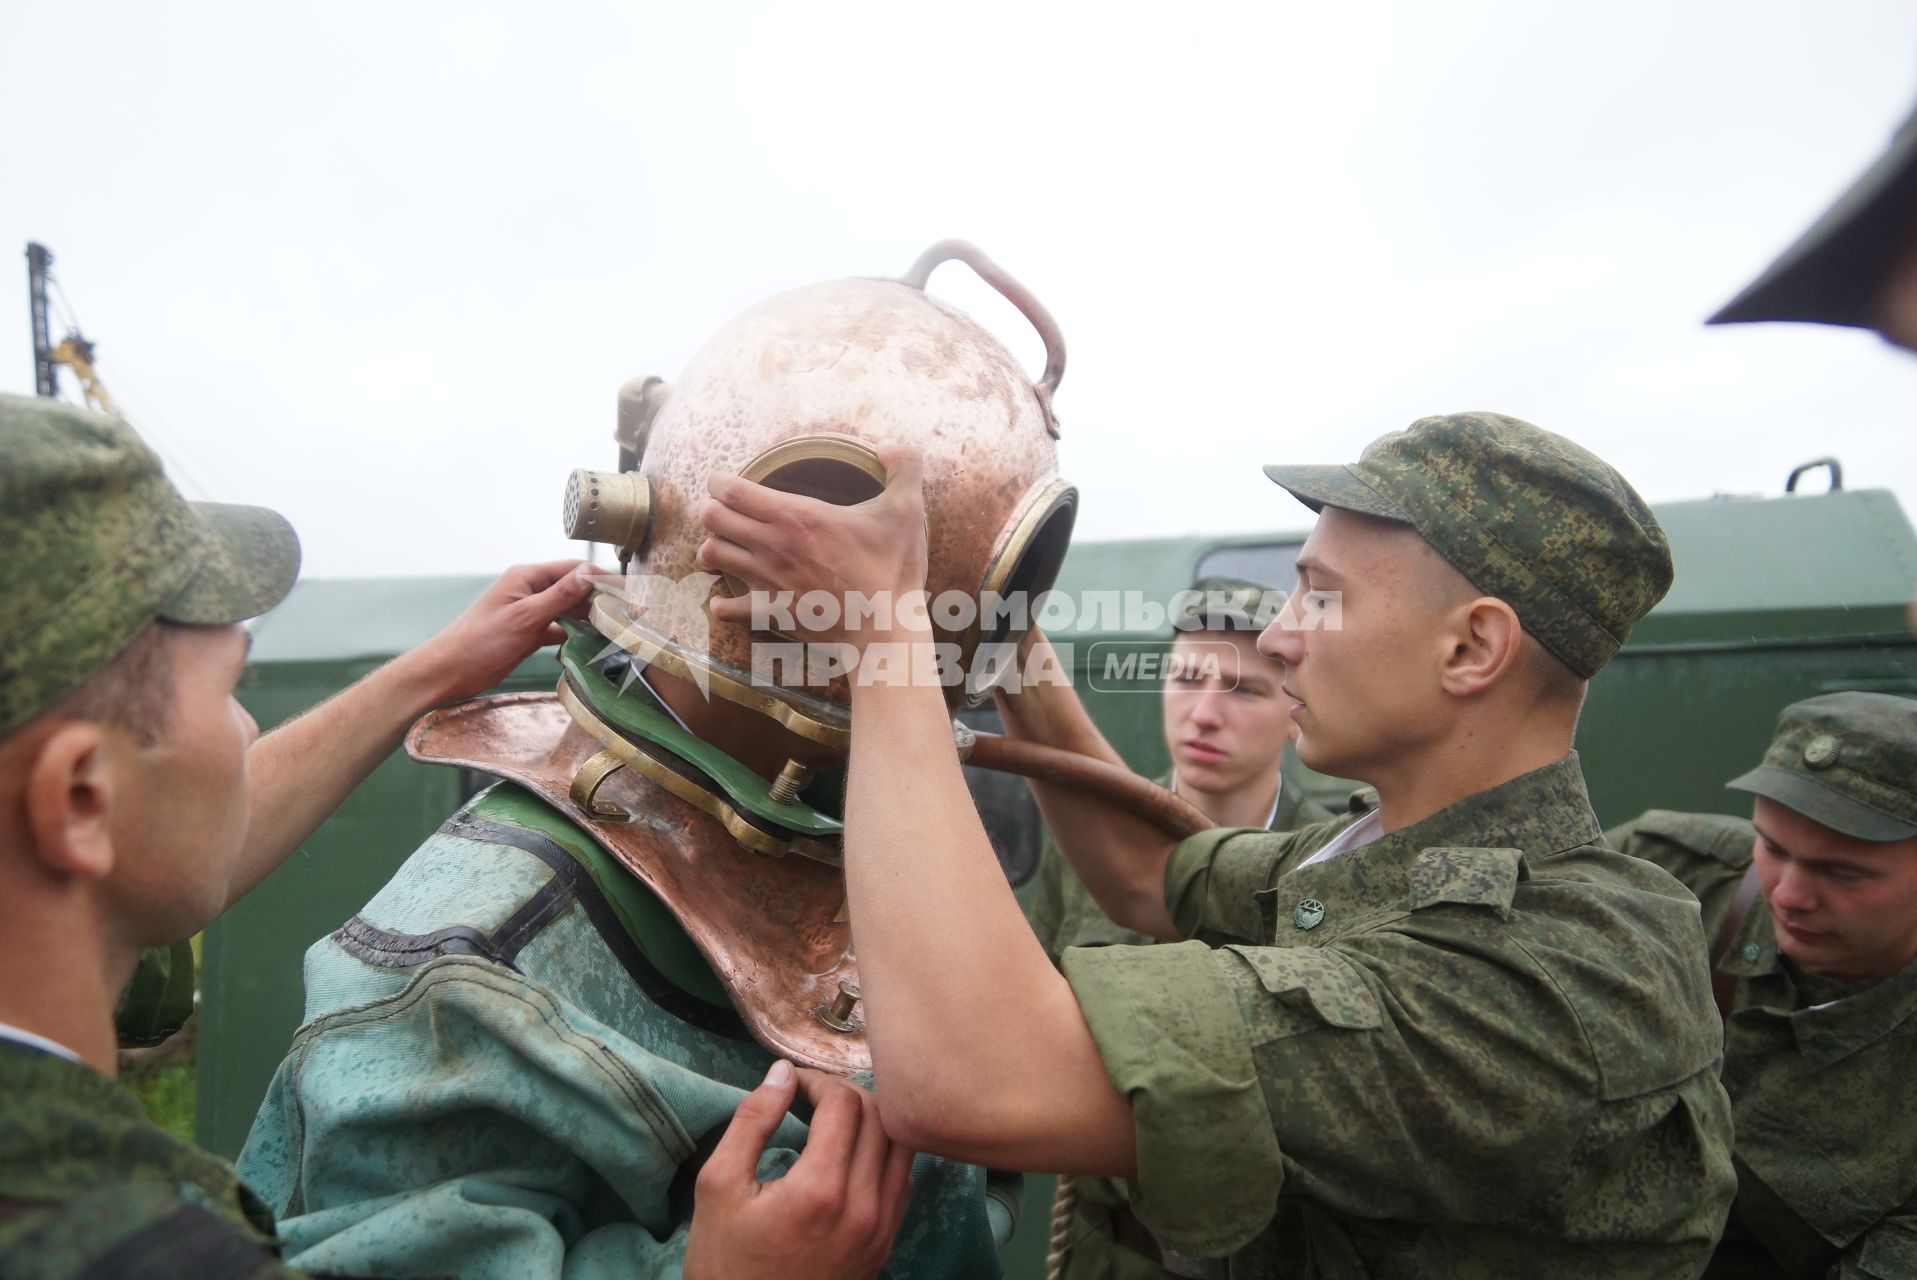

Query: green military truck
left=200, top=478, right=1917, bottom=1279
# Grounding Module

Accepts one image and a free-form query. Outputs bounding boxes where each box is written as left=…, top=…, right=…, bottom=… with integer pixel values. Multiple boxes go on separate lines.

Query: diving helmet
left=562, top=241, right=1078, bottom=749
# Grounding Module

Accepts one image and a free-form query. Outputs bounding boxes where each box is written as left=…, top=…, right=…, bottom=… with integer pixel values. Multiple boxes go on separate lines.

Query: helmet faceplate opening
left=720, top=435, right=889, bottom=607
left=963, top=480, right=1078, bottom=706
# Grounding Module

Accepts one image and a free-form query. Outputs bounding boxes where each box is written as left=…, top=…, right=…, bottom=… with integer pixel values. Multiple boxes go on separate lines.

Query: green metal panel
left=1576, top=637, right=1916, bottom=826
left=247, top=576, right=513, bottom=662
left=1575, top=492, right=1917, bottom=822
left=1632, top=489, right=1917, bottom=644
left=199, top=488, right=1917, bottom=1278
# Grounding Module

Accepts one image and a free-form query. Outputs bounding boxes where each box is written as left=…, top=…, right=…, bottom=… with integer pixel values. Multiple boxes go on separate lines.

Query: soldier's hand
left=698, top=441, right=931, bottom=650
left=407, top=560, right=598, bottom=704
left=684, top=1059, right=915, bottom=1280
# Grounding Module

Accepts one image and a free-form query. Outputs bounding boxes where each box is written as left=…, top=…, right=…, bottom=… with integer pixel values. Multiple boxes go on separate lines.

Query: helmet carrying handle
left=901, top=240, right=1065, bottom=439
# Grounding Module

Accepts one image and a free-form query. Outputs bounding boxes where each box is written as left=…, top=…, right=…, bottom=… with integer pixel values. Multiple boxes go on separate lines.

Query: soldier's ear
left=22, top=723, right=119, bottom=881
left=1439, top=598, right=1523, bottom=698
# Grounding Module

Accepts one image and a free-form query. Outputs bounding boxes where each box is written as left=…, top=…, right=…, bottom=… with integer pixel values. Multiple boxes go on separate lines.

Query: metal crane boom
left=26, top=242, right=55, bottom=397
left=24, top=241, right=121, bottom=417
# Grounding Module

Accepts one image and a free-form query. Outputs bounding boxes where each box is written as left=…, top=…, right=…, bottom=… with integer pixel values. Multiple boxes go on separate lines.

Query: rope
left=1046, top=1174, right=1078, bottom=1280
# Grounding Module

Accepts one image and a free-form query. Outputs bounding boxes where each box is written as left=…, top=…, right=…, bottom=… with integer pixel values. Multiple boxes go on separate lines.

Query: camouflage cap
left=1171, top=575, right=1283, bottom=632
left=1726, top=691, right=1917, bottom=842
left=0, top=394, right=300, bottom=737
left=1709, top=96, right=1917, bottom=329
left=1263, top=412, right=1672, bottom=678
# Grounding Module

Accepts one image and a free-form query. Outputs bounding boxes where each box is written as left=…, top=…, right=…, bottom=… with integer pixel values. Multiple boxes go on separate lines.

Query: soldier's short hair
left=42, top=621, right=179, bottom=747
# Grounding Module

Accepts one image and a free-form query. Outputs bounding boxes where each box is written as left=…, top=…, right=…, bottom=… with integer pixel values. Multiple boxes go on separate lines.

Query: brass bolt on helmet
left=563, top=241, right=1079, bottom=750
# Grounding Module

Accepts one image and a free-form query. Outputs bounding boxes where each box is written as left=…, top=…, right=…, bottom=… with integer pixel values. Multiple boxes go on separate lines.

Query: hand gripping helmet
left=562, top=241, right=1079, bottom=750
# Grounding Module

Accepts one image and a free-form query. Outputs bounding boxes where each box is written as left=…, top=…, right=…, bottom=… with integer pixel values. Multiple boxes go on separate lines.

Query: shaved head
left=1389, top=524, right=1587, bottom=710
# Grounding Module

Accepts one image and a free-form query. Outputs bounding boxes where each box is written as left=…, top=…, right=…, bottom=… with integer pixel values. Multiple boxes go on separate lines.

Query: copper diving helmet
left=561, top=240, right=1079, bottom=749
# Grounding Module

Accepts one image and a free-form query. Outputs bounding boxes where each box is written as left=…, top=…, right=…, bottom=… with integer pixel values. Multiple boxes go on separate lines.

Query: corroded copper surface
left=407, top=692, right=868, bottom=1075
left=614, top=258, right=1075, bottom=732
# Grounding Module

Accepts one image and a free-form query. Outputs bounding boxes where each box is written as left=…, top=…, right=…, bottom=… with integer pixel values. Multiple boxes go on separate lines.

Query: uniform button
left=1809, top=1031, right=1840, bottom=1055
left=1803, top=735, right=1839, bottom=769
left=1742, top=943, right=1763, bottom=963
left=1293, top=899, right=1325, bottom=931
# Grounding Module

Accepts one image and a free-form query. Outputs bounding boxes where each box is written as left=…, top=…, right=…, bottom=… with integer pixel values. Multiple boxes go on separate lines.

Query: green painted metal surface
left=199, top=488, right=1917, bottom=1278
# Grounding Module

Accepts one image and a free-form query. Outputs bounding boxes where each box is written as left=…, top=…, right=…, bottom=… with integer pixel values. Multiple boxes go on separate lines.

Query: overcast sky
left=6, top=1, right=1916, bottom=577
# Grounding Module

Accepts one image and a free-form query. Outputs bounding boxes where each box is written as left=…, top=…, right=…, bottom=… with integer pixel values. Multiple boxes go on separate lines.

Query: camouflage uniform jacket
left=0, top=1040, right=301, bottom=1279
left=1061, top=754, right=1737, bottom=1279
left=1613, top=810, right=1917, bottom=1279
left=1029, top=772, right=1341, bottom=1280
left=1027, top=767, right=1339, bottom=959
left=237, top=782, right=1016, bottom=1279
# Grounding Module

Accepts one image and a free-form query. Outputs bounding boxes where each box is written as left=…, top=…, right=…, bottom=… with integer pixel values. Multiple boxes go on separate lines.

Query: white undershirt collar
left=1172, top=769, right=1284, bottom=830
left=0, top=1020, right=82, bottom=1064
left=1296, top=808, right=1385, bottom=870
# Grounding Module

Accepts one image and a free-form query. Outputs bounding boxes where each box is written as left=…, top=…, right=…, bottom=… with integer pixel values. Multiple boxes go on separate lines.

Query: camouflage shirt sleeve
left=1047, top=821, right=1357, bottom=1254
left=2, top=1182, right=309, bottom=1280
left=1163, top=818, right=1358, bottom=945
left=1607, top=810, right=1756, bottom=955
left=1024, top=831, right=1069, bottom=959
left=1032, top=774, right=1337, bottom=958
left=1061, top=938, right=1280, bottom=1257
left=1026, top=831, right=1163, bottom=959
left=0, top=1043, right=307, bottom=1280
